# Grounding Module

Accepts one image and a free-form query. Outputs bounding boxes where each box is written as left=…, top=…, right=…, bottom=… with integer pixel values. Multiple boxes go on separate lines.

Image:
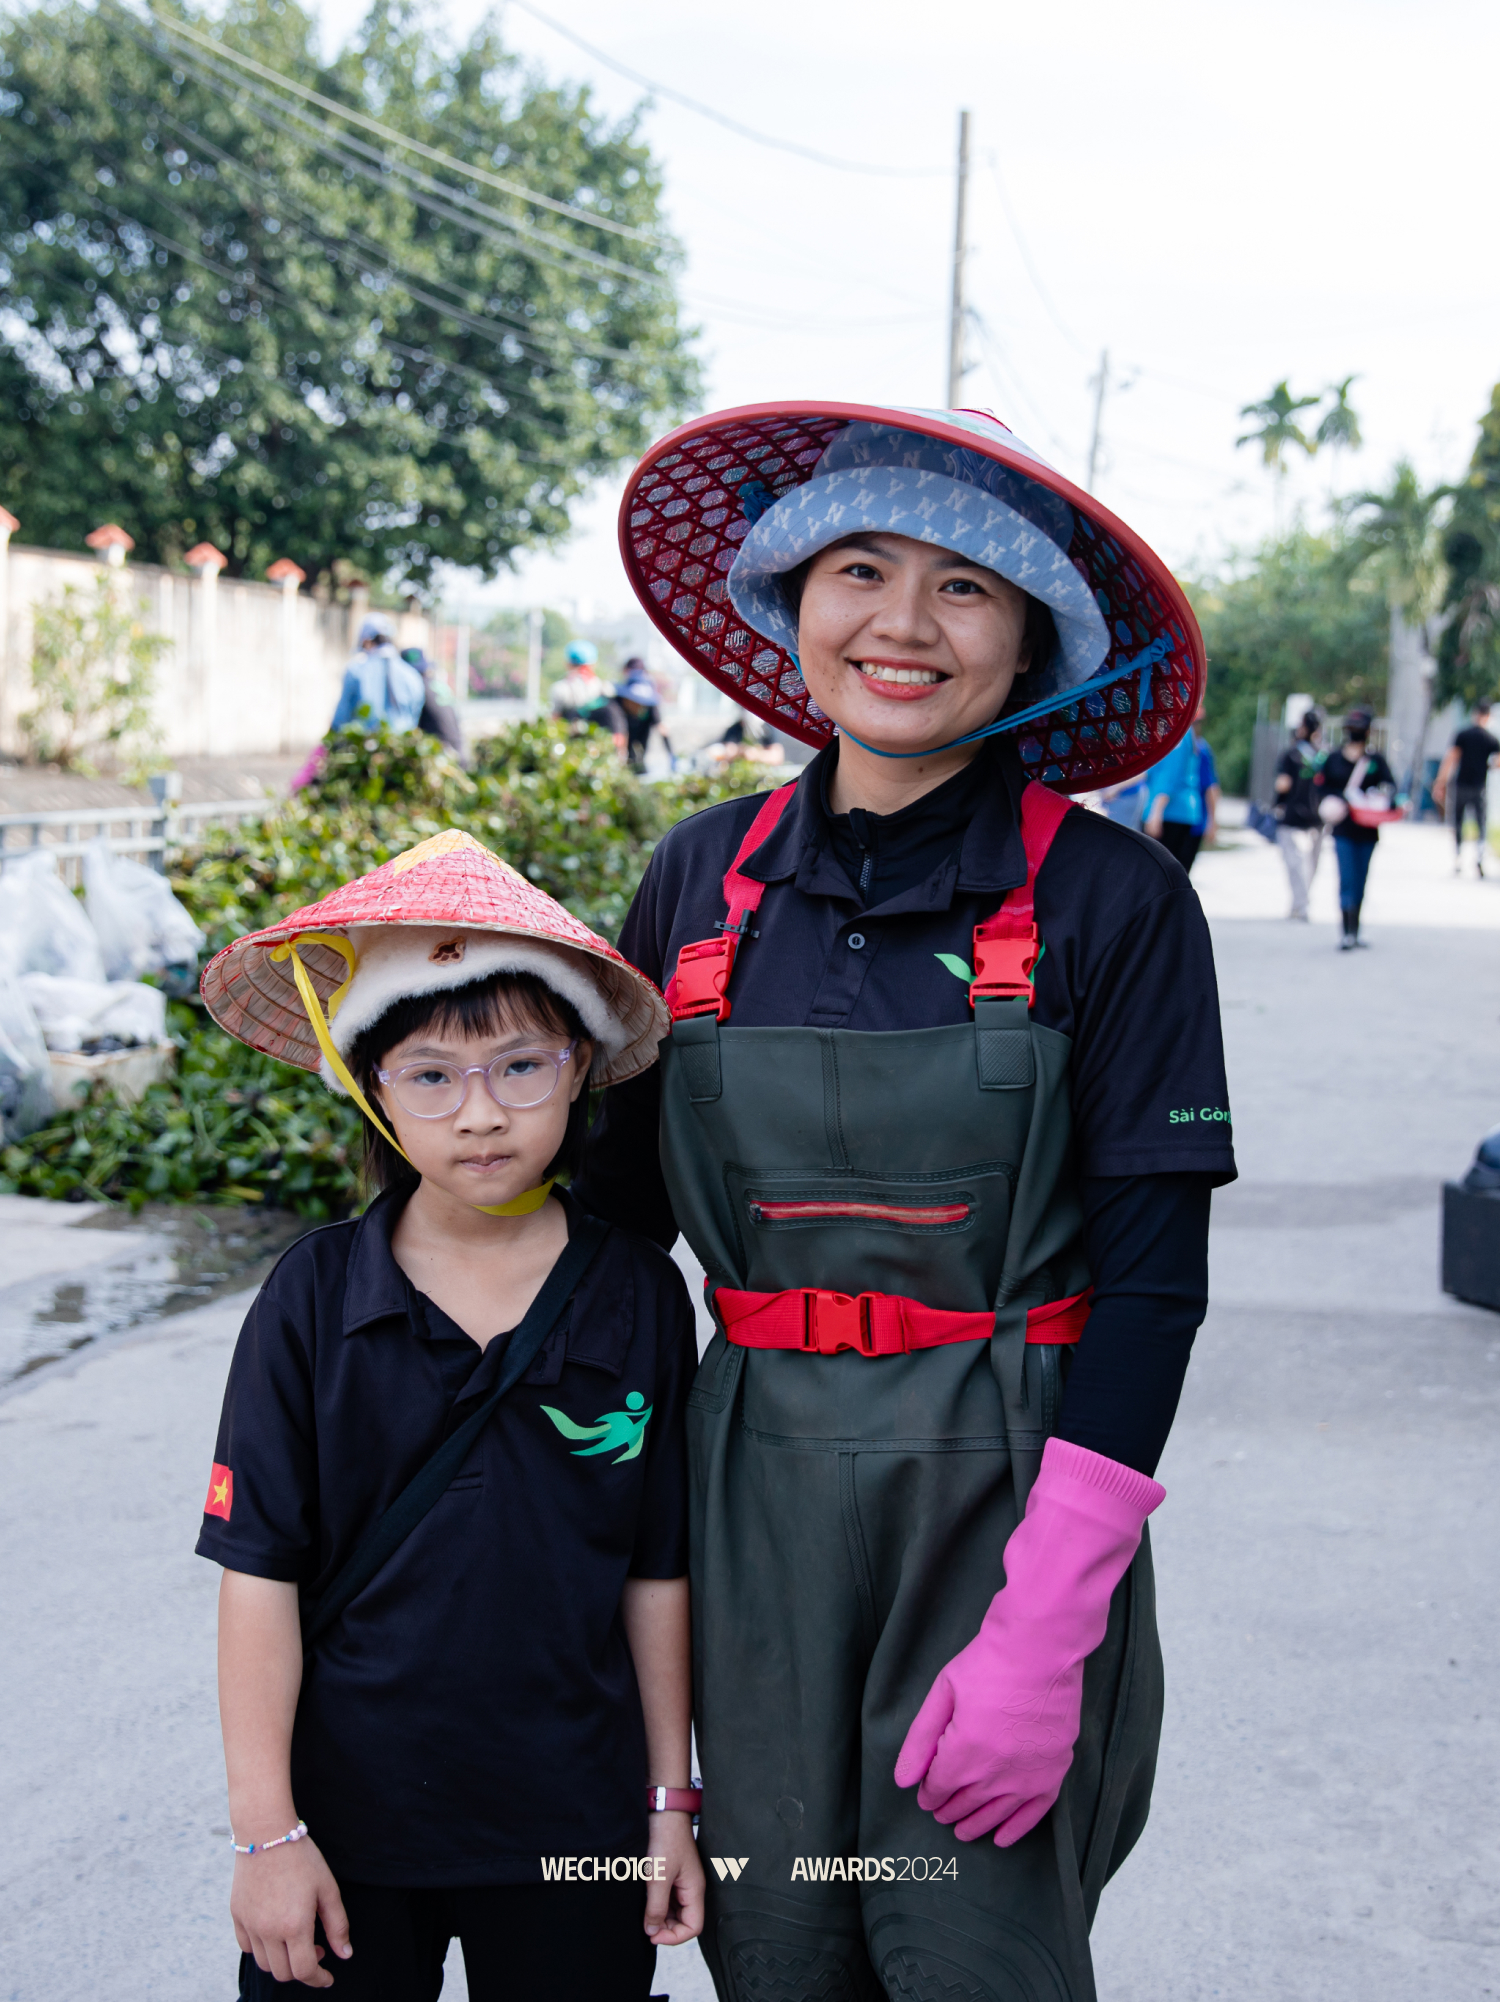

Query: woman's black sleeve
left=575, top=1065, right=677, bottom=1250
left=1053, top=1172, right=1212, bottom=1476
left=573, top=852, right=679, bottom=1249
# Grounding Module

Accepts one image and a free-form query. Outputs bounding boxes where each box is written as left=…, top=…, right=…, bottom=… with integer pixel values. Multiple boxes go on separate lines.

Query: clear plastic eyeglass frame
left=376, top=1041, right=578, bottom=1119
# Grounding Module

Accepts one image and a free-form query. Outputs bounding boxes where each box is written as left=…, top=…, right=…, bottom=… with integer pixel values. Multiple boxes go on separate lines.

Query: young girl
left=196, top=830, right=704, bottom=1997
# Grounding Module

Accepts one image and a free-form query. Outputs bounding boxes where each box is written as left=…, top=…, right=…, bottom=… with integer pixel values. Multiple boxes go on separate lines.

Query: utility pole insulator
left=946, top=110, right=971, bottom=409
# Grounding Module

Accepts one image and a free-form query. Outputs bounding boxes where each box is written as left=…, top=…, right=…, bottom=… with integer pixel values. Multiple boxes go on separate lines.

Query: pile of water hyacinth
left=0, top=724, right=763, bottom=1216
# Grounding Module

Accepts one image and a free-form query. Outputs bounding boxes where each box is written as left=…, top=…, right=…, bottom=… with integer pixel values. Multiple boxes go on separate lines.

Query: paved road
left=2, top=820, right=1497, bottom=2001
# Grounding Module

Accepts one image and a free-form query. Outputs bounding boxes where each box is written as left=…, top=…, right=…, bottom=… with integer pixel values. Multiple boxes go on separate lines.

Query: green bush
left=0, top=725, right=770, bottom=1214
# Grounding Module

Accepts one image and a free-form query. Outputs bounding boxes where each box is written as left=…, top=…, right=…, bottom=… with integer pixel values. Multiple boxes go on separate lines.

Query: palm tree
left=1315, top=376, right=1363, bottom=498
left=1343, top=462, right=1449, bottom=795
left=1237, top=380, right=1321, bottom=528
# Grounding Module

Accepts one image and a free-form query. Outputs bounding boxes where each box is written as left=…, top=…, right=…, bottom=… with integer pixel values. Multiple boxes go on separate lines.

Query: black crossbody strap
left=301, top=1213, right=609, bottom=1652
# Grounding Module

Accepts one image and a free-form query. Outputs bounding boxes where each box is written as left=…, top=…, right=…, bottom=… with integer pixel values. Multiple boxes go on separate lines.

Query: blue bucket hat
left=618, top=401, right=1204, bottom=791
left=729, top=419, right=1110, bottom=708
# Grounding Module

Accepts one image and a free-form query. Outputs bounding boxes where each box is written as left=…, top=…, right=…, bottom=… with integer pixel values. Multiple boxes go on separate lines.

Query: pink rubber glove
left=895, top=1436, right=1164, bottom=1847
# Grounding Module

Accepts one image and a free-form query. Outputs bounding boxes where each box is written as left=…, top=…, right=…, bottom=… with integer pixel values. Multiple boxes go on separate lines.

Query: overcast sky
left=320, top=0, right=1500, bottom=620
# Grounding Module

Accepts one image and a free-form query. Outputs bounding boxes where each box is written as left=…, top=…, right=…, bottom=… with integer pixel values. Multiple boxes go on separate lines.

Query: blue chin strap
left=832, top=638, right=1175, bottom=761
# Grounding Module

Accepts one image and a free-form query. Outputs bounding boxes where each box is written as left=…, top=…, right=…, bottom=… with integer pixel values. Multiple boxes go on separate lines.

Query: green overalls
left=658, top=781, right=1163, bottom=2002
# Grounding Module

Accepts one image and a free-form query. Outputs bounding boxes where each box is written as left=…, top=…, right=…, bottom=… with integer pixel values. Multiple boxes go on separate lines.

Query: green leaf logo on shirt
left=935, top=944, right=1046, bottom=986
left=541, top=1390, right=653, bottom=1464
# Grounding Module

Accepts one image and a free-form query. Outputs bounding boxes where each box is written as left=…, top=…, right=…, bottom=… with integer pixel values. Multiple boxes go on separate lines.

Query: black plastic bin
left=1442, top=1182, right=1500, bottom=1312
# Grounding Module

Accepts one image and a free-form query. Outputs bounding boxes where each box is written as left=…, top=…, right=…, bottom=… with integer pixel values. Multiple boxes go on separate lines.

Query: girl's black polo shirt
left=196, top=1187, right=696, bottom=1887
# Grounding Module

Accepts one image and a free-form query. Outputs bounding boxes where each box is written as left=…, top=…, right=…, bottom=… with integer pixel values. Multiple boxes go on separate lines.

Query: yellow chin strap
left=269, top=933, right=555, bottom=1218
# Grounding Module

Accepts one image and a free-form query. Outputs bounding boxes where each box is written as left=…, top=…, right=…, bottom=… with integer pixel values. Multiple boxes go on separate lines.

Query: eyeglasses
left=375, top=1043, right=578, bottom=1120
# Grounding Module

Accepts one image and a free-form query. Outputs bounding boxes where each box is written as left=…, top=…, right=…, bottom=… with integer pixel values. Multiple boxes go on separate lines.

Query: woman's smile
left=851, top=657, right=949, bottom=695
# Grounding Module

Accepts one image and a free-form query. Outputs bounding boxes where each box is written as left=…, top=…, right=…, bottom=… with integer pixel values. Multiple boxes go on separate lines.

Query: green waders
left=657, top=944, right=1164, bottom=2002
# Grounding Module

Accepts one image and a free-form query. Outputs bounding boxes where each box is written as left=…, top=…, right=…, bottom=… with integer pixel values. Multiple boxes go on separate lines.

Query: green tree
left=0, top=0, right=698, bottom=586
left=1237, top=380, right=1321, bottom=530
left=1341, top=460, right=1448, bottom=791
left=1315, top=374, right=1362, bottom=497
left=1315, top=375, right=1363, bottom=456
left=1186, top=529, right=1389, bottom=793
left=1237, top=380, right=1321, bottom=470
left=1342, top=459, right=1444, bottom=616
left=1438, top=382, right=1500, bottom=707
left=24, top=572, right=171, bottom=770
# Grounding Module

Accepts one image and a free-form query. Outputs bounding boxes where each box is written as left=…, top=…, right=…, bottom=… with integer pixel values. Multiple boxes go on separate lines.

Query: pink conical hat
left=200, top=830, right=667, bottom=1087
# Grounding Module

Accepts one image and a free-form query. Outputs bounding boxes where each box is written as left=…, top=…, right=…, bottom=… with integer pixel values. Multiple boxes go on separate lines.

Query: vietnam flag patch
left=204, top=1463, right=233, bottom=1521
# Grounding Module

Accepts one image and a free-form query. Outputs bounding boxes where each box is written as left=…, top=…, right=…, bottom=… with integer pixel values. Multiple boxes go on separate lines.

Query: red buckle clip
left=969, top=923, right=1039, bottom=1003
left=669, top=936, right=738, bottom=1021
left=800, top=1289, right=875, bottom=1356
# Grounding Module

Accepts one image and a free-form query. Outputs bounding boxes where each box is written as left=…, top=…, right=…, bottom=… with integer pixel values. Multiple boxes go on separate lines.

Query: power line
left=30, top=143, right=576, bottom=431
left=27, top=256, right=579, bottom=470
left=984, top=155, right=1087, bottom=358
left=506, top=0, right=949, bottom=177
left=127, top=2, right=663, bottom=245
left=137, top=106, right=620, bottom=370
left=967, top=308, right=1081, bottom=469
left=115, top=16, right=672, bottom=295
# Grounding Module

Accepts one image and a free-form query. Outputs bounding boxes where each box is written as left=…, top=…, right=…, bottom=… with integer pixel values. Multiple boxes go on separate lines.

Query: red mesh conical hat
left=200, top=830, right=667, bottom=1087
left=619, top=401, right=1205, bottom=792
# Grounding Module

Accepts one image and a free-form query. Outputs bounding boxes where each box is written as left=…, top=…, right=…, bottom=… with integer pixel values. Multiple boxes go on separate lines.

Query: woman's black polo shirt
left=578, top=736, right=1235, bottom=1248
left=196, top=1187, right=696, bottom=1887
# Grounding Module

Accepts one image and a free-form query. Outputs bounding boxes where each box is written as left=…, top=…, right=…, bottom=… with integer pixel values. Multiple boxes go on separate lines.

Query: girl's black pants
left=237, top=1878, right=658, bottom=2000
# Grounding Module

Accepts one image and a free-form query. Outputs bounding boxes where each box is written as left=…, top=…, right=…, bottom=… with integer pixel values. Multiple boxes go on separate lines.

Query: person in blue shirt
left=330, top=618, right=427, bottom=733
left=1144, top=699, right=1205, bottom=870
left=1195, top=737, right=1220, bottom=847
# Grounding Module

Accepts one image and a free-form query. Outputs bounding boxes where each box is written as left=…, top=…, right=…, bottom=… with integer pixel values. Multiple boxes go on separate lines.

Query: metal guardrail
left=0, top=797, right=269, bottom=882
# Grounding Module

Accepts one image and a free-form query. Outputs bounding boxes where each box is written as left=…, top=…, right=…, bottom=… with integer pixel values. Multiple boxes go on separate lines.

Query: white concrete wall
left=0, top=542, right=436, bottom=761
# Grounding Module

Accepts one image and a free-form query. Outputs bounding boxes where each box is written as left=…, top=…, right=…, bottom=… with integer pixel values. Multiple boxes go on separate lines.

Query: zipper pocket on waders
left=747, top=1195, right=973, bottom=1229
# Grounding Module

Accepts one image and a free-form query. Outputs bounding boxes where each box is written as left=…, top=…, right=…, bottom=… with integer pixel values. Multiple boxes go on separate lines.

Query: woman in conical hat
left=195, top=831, right=705, bottom=1999
left=578, top=404, right=1236, bottom=2000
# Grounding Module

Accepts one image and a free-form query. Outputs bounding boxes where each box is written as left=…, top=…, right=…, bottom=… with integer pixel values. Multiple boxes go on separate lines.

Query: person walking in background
left=330, top=617, right=426, bottom=734
left=1434, top=699, right=1498, bottom=878
left=1273, top=707, right=1325, bottom=920
left=550, top=640, right=605, bottom=722
left=616, top=662, right=666, bottom=773
left=1317, top=707, right=1397, bottom=951
left=403, top=647, right=466, bottom=759
left=1196, top=734, right=1221, bottom=849
left=1143, top=697, right=1205, bottom=869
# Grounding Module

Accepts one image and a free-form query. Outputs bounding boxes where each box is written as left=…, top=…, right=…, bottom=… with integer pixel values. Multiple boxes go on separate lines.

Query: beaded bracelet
left=230, top=1820, right=308, bottom=1857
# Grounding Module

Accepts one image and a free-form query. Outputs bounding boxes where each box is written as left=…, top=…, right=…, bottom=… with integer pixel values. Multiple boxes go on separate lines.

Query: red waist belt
left=716, top=1286, right=1092, bottom=1358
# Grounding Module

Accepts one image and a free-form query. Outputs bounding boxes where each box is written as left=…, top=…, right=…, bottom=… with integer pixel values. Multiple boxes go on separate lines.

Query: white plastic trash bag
left=0, top=970, right=53, bottom=1138
left=0, top=848, right=107, bottom=984
left=83, top=838, right=205, bottom=981
left=18, top=973, right=166, bottom=1054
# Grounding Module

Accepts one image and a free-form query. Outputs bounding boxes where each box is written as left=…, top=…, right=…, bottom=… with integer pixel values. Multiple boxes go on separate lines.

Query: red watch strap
left=647, top=1784, right=703, bottom=1814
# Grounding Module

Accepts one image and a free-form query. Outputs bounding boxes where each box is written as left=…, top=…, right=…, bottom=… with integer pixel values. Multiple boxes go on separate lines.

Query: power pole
left=1086, top=349, right=1109, bottom=491
left=946, top=109, right=971, bottom=409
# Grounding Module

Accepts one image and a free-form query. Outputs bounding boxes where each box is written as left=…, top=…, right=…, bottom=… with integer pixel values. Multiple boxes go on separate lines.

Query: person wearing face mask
left=1316, top=708, right=1398, bottom=950
left=575, top=404, right=1235, bottom=2002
